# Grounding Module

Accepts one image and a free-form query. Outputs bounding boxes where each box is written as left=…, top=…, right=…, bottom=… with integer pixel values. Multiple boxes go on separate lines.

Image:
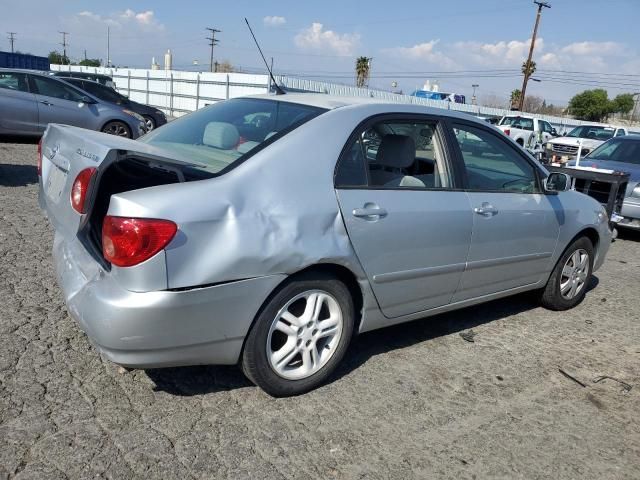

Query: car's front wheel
left=142, top=115, right=156, bottom=132
left=101, top=121, right=132, bottom=138
left=242, top=273, right=354, bottom=396
left=540, top=236, right=594, bottom=310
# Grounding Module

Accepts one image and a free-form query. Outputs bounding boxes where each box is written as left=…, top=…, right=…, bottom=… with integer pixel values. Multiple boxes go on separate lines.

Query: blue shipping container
left=0, top=51, right=50, bottom=71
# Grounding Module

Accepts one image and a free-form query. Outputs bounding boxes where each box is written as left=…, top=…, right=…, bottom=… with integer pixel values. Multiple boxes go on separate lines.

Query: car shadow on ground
left=0, top=164, right=38, bottom=187
left=617, top=228, right=640, bottom=242
left=0, top=135, right=39, bottom=144
left=146, top=276, right=600, bottom=397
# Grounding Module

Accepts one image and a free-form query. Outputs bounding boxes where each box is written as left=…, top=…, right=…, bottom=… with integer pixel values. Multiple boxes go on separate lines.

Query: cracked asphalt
left=1, top=138, right=639, bottom=479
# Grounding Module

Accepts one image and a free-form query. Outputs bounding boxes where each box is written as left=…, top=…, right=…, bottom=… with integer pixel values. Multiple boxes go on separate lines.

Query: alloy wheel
left=560, top=248, right=589, bottom=300
left=103, top=122, right=131, bottom=138
left=267, top=290, right=343, bottom=380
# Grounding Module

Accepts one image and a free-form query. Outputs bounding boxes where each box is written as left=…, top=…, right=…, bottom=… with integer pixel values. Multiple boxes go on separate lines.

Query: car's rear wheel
left=540, top=236, right=594, bottom=310
left=101, top=121, right=131, bottom=138
left=242, top=273, right=354, bottom=396
left=142, top=115, right=156, bottom=132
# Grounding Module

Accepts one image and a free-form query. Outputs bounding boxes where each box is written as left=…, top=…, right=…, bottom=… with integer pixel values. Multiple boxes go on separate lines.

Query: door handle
left=40, top=100, right=53, bottom=106
left=474, top=203, right=498, bottom=217
left=353, top=206, right=388, bottom=219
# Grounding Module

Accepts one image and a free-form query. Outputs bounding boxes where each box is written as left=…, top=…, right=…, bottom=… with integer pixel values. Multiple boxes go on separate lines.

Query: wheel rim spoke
left=274, top=319, right=297, bottom=336
left=281, top=310, right=302, bottom=328
left=271, top=339, right=298, bottom=367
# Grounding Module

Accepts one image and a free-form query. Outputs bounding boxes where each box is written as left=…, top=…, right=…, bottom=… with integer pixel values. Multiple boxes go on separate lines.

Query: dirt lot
left=1, top=138, right=639, bottom=480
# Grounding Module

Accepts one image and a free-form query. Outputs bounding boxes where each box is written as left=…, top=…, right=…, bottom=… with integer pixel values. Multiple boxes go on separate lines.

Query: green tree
left=78, top=58, right=101, bottom=67
left=510, top=89, right=521, bottom=109
left=48, top=50, right=69, bottom=65
left=355, top=56, right=371, bottom=88
left=611, top=93, right=635, bottom=115
left=568, top=89, right=612, bottom=122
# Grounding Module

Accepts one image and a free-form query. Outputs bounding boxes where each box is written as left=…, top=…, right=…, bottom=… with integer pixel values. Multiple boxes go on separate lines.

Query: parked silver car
left=0, top=69, right=145, bottom=138
left=39, top=94, right=612, bottom=396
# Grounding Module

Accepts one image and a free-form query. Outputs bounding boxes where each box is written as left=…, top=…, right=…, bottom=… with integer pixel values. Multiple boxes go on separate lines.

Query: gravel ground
left=1, top=138, right=639, bottom=480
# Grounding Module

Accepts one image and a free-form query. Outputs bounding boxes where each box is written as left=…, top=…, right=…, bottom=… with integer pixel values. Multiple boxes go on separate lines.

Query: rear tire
left=241, top=272, right=354, bottom=397
left=540, top=236, right=594, bottom=311
left=101, top=121, right=131, bottom=138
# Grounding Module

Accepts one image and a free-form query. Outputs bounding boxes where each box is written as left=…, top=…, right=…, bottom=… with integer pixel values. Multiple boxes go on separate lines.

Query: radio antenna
left=244, top=18, right=285, bottom=95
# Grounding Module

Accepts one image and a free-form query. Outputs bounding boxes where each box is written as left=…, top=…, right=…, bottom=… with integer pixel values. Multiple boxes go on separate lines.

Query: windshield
left=72, top=80, right=124, bottom=104
left=499, top=116, right=533, bottom=130
left=567, top=126, right=615, bottom=141
left=139, top=98, right=326, bottom=173
left=587, top=139, right=640, bottom=164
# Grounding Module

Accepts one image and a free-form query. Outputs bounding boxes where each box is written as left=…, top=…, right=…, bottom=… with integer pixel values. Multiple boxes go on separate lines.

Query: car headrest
left=377, top=134, right=415, bottom=168
left=203, top=122, right=239, bottom=149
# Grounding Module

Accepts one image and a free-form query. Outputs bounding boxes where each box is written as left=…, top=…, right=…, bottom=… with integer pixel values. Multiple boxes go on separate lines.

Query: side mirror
left=545, top=172, right=571, bottom=193
left=551, top=128, right=557, bottom=136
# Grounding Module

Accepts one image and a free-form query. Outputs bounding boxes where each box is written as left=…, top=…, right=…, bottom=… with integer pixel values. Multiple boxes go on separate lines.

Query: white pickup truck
left=496, top=115, right=556, bottom=148
left=544, top=124, right=628, bottom=164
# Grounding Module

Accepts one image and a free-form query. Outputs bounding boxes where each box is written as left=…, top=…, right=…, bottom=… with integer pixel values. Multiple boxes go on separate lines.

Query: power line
left=206, top=27, right=221, bottom=73
left=7, top=32, right=16, bottom=53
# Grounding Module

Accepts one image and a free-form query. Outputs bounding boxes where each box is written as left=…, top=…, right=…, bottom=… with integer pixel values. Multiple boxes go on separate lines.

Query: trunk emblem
left=76, top=148, right=100, bottom=162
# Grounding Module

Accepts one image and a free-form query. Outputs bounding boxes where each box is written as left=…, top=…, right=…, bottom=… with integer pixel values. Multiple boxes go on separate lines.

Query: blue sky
left=3, top=0, right=639, bottom=106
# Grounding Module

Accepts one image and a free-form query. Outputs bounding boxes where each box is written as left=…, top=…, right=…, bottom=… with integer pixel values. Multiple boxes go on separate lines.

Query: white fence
left=51, top=64, right=638, bottom=133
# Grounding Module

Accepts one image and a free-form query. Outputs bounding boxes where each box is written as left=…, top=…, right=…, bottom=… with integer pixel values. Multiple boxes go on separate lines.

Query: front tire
left=242, top=273, right=354, bottom=397
left=101, top=121, right=132, bottom=138
left=541, top=236, right=594, bottom=310
left=142, top=115, right=156, bottom=132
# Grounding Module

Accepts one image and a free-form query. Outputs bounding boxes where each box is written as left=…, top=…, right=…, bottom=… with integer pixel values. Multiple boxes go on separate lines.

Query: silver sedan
left=39, top=94, right=612, bottom=396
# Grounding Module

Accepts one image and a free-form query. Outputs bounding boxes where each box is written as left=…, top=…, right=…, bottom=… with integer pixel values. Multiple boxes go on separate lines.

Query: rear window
left=567, top=126, right=615, bottom=141
left=139, top=98, right=326, bottom=174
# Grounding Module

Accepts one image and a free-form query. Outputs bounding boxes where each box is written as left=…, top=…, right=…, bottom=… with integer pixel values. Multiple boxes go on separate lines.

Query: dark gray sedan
left=571, top=135, right=640, bottom=230
left=0, top=69, right=145, bottom=138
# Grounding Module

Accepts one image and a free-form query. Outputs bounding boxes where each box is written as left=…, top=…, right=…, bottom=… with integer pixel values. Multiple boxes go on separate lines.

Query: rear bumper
left=52, top=233, right=286, bottom=368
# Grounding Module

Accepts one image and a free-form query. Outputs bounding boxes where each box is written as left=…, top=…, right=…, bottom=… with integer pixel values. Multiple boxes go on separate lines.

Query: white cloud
left=452, top=38, right=542, bottom=66
left=560, top=41, right=621, bottom=56
left=71, top=9, right=164, bottom=31
left=294, top=23, right=360, bottom=56
left=382, top=40, right=458, bottom=69
left=263, top=16, right=286, bottom=27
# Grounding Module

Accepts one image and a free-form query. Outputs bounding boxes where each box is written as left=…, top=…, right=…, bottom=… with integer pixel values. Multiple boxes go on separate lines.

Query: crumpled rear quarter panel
left=106, top=104, right=387, bottom=290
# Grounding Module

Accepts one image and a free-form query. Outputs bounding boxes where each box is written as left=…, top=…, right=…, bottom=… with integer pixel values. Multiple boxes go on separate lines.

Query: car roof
left=243, top=93, right=488, bottom=123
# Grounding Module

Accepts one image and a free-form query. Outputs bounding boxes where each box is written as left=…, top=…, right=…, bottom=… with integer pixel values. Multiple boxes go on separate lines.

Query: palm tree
left=510, top=89, right=522, bottom=109
left=355, top=57, right=371, bottom=88
left=522, top=60, right=536, bottom=78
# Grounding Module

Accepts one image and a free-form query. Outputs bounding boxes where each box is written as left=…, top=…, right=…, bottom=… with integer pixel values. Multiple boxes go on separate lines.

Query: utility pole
left=7, top=32, right=16, bottom=53
left=206, top=27, right=221, bottom=73
left=519, top=1, right=550, bottom=111
left=59, top=31, right=69, bottom=64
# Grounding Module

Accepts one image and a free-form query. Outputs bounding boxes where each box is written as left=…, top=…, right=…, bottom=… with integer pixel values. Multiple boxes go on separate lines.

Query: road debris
left=593, top=376, right=632, bottom=393
left=558, top=367, right=588, bottom=388
left=460, top=330, right=477, bottom=343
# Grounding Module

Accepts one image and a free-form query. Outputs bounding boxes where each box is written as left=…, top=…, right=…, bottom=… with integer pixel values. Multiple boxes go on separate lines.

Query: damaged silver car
left=39, top=94, right=612, bottom=396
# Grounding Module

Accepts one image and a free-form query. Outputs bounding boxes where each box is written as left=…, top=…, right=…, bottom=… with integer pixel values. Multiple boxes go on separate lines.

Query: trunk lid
left=39, top=124, right=209, bottom=258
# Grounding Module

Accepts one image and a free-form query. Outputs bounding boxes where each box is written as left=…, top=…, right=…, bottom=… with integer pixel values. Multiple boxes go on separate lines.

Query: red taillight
left=504, top=128, right=511, bottom=136
left=37, top=139, right=42, bottom=176
left=102, top=216, right=177, bottom=267
left=70, top=168, right=96, bottom=213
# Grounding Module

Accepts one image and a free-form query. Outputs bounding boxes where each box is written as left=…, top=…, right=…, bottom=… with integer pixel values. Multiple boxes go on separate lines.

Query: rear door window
left=0, top=72, right=30, bottom=93
left=31, top=76, right=85, bottom=102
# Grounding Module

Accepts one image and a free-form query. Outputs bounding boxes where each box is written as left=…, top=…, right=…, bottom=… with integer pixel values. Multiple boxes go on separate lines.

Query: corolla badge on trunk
left=76, top=148, right=100, bottom=163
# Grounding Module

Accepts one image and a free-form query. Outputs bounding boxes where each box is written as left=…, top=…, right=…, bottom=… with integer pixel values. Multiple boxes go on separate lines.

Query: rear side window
left=335, top=118, right=452, bottom=189
left=139, top=98, right=326, bottom=174
left=453, top=124, right=539, bottom=193
left=0, top=72, right=29, bottom=93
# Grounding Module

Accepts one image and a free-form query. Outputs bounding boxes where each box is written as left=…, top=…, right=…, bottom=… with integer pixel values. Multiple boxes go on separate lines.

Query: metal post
left=195, top=73, right=200, bottom=110
left=127, top=70, right=131, bottom=97
left=146, top=70, right=149, bottom=106
left=226, top=74, right=230, bottom=100
left=169, top=73, right=174, bottom=117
